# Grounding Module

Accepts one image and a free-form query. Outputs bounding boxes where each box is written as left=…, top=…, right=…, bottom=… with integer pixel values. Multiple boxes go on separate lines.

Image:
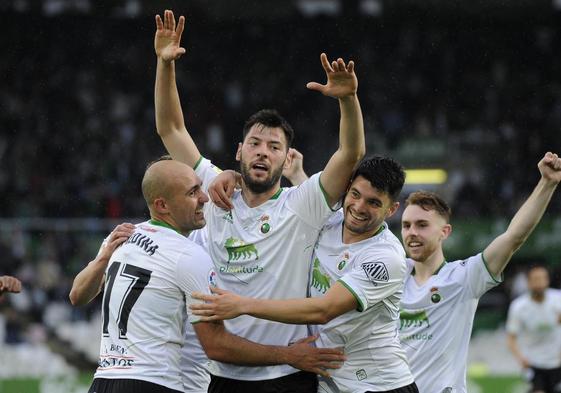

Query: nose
left=200, top=192, right=209, bottom=204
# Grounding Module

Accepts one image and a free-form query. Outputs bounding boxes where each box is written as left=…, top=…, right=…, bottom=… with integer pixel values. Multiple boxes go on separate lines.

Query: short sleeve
left=338, top=246, right=406, bottom=312
left=505, top=300, right=522, bottom=335
left=284, top=172, right=338, bottom=230
left=194, top=157, right=222, bottom=193
left=464, top=253, right=503, bottom=299
left=175, top=244, right=216, bottom=324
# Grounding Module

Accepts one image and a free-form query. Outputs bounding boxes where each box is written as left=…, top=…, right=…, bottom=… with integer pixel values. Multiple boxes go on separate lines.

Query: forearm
left=286, top=171, right=309, bottom=186
left=205, top=327, right=297, bottom=366
left=154, top=58, right=200, bottom=167
left=155, top=59, right=185, bottom=136
left=69, top=258, right=107, bottom=306
left=337, top=94, right=365, bottom=163
left=506, top=178, right=557, bottom=246
left=506, top=334, right=526, bottom=364
left=244, top=297, right=331, bottom=325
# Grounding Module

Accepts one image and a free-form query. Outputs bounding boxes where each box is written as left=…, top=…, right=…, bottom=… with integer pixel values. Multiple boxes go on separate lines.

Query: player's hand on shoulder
left=538, top=152, right=561, bottom=184
left=99, top=223, right=135, bottom=261
left=190, top=286, right=244, bottom=321
left=208, top=170, right=239, bottom=210
left=286, top=335, right=346, bottom=378
left=306, top=53, right=358, bottom=99
left=154, top=9, right=186, bottom=62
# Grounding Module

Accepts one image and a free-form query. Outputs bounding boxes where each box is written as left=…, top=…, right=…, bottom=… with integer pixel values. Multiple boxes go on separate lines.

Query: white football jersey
left=195, top=158, right=335, bottom=380
left=399, top=253, right=502, bottom=393
left=94, top=220, right=214, bottom=392
left=506, top=288, right=561, bottom=368
left=310, top=212, right=413, bottom=393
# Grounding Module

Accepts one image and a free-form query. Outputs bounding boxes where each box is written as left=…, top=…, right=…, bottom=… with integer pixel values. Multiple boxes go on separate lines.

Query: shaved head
left=142, top=159, right=195, bottom=208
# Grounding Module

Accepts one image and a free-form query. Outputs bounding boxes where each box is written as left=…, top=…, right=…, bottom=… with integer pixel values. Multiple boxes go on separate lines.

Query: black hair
left=351, top=156, right=405, bottom=202
left=242, top=109, right=294, bottom=148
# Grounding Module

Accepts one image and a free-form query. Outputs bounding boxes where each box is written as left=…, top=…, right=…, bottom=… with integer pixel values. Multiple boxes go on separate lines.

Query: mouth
left=407, top=240, right=423, bottom=250
left=251, top=162, right=270, bottom=174
left=348, top=209, right=368, bottom=222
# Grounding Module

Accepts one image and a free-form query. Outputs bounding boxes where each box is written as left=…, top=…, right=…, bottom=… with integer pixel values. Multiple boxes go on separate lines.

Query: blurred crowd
left=1, top=7, right=561, bottom=352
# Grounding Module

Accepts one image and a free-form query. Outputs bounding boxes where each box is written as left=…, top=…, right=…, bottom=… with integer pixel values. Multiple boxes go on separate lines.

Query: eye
left=351, top=191, right=359, bottom=198
left=402, top=223, right=410, bottom=229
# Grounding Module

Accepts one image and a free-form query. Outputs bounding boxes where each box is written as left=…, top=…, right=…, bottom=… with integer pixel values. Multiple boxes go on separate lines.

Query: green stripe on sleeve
left=481, top=252, right=503, bottom=284
left=337, top=279, right=365, bottom=312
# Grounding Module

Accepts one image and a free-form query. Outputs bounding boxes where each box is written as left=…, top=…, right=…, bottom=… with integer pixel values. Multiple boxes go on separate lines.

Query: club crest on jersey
left=362, top=261, right=389, bottom=283
left=430, top=287, right=442, bottom=303
left=208, top=269, right=218, bottom=287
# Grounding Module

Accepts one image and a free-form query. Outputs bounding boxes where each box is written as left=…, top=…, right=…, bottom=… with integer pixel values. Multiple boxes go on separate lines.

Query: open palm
left=154, top=10, right=186, bottom=62
left=307, top=53, right=358, bottom=98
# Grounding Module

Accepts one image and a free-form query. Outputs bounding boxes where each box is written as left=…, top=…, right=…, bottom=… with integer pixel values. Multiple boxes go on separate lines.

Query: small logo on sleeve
left=362, top=262, right=389, bottom=283
left=208, top=269, right=218, bottom=287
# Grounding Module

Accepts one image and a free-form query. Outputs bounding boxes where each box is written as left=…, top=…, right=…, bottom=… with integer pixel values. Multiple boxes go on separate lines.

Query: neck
left=150, top=215, right=187, bottom=236
left=412, top=247, right=446, bottom=283
left=342, top=224, right=384, bottom=244
left=241, top=181, right=281, bottom=208
left=531, top=291, right=545, bottom=302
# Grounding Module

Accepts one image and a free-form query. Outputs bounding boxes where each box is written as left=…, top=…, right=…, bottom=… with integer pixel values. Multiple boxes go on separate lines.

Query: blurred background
left=1, top=0, right=561, bottom=392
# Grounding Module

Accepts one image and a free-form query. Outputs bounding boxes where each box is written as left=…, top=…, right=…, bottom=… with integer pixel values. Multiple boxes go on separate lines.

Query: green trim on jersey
left=338, top=279, right=365, bottom=312
left=481, top=252, right=503, bottom=283
left=318, top=175, right=340, bottom=212
left=149, top=219, right=182, bottom=235
left=411, top=260, right=446, bottom=276
left=193, top=155, right=204, bottom=170
left=269, top=188, right=283, bottom=200
left=373, top=224, right=385, bottom=237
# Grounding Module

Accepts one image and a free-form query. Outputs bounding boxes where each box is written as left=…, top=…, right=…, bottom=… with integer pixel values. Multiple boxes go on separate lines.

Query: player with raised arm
left=192, top=157, right=418, bottom=393
left=399, top=152, right=561, bottom=393
left=69, top=158, right=345, bottom=393
left=154, top=9, right=365, bottom=392
left=506, top=265, right=561, bottom=393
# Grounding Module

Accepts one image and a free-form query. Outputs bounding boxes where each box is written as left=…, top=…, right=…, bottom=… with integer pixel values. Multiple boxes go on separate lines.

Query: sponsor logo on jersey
left=362, top=261, right=389, bottom=283
left=399, top=309, right=430, bottom=329
left=356, top=369, right=367, bottom=381
left=311, top=257, right=331, bottom=294
left=224, top=237, right=259, bottom=262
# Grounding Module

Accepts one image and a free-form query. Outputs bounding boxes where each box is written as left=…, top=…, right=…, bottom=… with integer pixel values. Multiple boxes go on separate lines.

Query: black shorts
left=88, top=378, right=183, bottom=393
left=208, top=371, right=318, bottom=393
left=529, top=366, right=561, bottom=393
left=366, top=381, right=419, bottom=393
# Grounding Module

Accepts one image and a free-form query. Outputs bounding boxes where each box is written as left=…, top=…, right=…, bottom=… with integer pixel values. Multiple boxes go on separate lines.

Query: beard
left=240, top=159, right=284, bottom=194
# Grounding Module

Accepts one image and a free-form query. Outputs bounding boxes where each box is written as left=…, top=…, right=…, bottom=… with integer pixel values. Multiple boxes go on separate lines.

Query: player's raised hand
left=538, top=152, right=561, bottom=184
left=155, top=10, right=186, bottom=62
left=0, top=275, right=22, bottom=295
left=307, top=53, right=358, bottom=98
left=282, top=148, right=307, bottom=185
left=286, top=335, right=345, bottom=378
left=190, top=286, right=245, bottom=321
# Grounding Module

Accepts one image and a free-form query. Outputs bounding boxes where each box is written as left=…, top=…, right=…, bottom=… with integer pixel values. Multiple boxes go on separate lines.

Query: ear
left=283, top=148, right=293, bottom=169
left=441, top=223, right=452, bottom=240
left=386, top=201, right=400, bottom=219
left=153, top=197, right=169, bottom=214
left=235, top=143, right=242, bottom=162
